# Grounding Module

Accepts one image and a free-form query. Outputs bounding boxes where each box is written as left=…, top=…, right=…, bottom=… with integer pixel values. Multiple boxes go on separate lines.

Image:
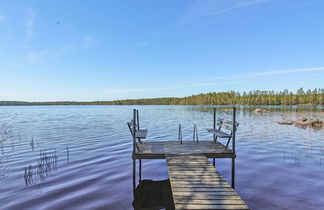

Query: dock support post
left=232, top=107, right=236, bottom=153
left=178, top=124, right=182, bottom=144
left=232, top=158, right=235, bottom=189
left=132, top=109, right=137, bottom=194
left=193, top=124, right=198, bottom=143
left=213, top=108, right=216, bottom=166
left=231, top=107, right=236, bottom=189
left=133, top=109, right=137, bottom=153
left=133, top=158, right=136, bottom=193
left=139, top=159, right=142, bottom=182
left=213, top=108, right=216, bottom=143
left=136, top=110, right=139, bottom=131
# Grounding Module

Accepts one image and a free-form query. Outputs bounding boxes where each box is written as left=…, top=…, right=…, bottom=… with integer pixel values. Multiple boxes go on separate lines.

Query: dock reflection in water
left=133, top=179, right=174, bottom=210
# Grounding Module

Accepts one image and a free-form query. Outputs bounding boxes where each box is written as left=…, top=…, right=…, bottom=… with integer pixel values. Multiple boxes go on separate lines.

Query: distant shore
left=1, top=88, right=324, bottom=106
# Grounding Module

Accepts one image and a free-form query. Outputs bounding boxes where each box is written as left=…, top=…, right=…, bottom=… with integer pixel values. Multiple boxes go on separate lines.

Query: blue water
left=0, top=105, right=324, bottom=209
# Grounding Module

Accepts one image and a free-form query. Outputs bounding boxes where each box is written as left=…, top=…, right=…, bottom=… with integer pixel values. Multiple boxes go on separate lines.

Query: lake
left=0, top=105, right=324, bottom=210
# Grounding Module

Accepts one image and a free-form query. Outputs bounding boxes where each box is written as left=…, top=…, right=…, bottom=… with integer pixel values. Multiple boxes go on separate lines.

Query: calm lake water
left=0, top=105, right=324, bottom=210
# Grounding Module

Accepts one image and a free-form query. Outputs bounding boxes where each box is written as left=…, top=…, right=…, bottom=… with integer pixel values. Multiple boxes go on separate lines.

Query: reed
left=24, top=148, right=57, bottom=186
left=0, top=118, right=14, bottom=178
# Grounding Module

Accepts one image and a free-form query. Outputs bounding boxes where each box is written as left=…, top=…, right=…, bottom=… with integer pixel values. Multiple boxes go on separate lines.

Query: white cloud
left=0, top=14, right=7, bottom=22
left=214, top=0, right=270, bottom=15
left=136, top=41, right=150, bottom=47
left=24, top=50, right=49, bottom=63
left=24, top=8, right=36, bottom=42
left=178, top=0, right=270, bottom=25
left=22, top=34, right=96, bottom=64
left=191, top=83, right=214, bottom=87
left=105, top=67, right=324, bottom=95
left=83, top=34, right=94, bottom=47
left=198, top=67, right=324, bottom=82
left=105, top=86, right=184, bottom=95
left=105, top=88, right=150, bottom=94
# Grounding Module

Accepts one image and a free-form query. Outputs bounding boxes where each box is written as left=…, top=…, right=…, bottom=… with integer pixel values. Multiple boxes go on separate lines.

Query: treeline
left=1, top=88, right=324, bottom=106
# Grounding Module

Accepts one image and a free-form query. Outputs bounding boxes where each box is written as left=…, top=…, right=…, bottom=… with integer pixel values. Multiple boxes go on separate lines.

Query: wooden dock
left=130, top=108, right=249, bottom=209
left=166, top=155, right=249, bottom=210
left=133, top=141, right=235, bottom=159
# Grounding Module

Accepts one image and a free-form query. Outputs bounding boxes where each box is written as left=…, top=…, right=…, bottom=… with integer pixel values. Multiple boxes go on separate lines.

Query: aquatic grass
left=236, top=114, right=324, bottom=166
left=0, top=119, right=14, bottom=152
left=23, top=147, right=70, bottom=186
left=0, top=118, right=14, bottom=179
left=24, top=148, right=58, bottom=186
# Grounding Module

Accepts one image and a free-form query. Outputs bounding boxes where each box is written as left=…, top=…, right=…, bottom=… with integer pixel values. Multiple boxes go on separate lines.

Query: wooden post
left=139, top=159, right=142, bottom=182
left=133, top=158, right=136, bottom=193
left=193, top=124, right=195, bottom=142
left=133, top=109, right=137, bottom=154
left=195, top=125, right=198, bottom=143
left=213, top=108, right=216, bottom=166
left=232, top=158, right=235, bottom=189
left=232, top=107, right=236, bottom=153
left=178, top=124, right=182, bottom=144
left=193, top=124, right=198, bottom=143
left=232, top=107, right=236, bottom=189
left=213, top=108, right=216, bottom=143
left=136, top=110, right=139, bottom=131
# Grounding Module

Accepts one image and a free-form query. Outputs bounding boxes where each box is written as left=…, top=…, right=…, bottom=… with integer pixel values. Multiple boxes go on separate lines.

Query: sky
left=0, top=0, right=324, bottom=101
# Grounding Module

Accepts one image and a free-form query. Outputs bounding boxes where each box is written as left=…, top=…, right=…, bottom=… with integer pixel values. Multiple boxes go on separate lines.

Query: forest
left=1, top=88, right=323, bottom=106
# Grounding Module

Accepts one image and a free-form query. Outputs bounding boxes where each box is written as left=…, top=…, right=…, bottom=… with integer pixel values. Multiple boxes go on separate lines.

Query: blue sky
left=0, top=0, right=324, bottom=101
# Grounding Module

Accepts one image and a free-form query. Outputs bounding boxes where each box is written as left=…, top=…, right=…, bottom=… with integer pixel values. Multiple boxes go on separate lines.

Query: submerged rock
left=221, top=108, right=234, bottom=112
left=254, top=108, right=267, bottom=113
left=295, top=118, right=323, bottom=129
left=277, top=118, right=323, bottom=129
left=277, top=120, right=294, bottom=125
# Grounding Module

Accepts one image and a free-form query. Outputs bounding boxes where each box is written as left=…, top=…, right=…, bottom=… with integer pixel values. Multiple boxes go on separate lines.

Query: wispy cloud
left=193, top=67, right=324, bottom=85
left=0, top=14, right=7, bottom=22
left=214, top=0, right=270, bottom=15
left=23, top=50, right=51, bottom=64
left=136, top=41, right=150, bottom=47
left=105, top=67, right=324, bottom=96
left=178, top=0, right=270, bottom=25
left=105, top=86, right=186, bottom=95
left=22, top=34, right=95, bottom=64
left=191, top=83, right=215, bottom=87
left=24, top=8, right=36, bottom=42
left=83, top=34, right=94, bottom=47
left=105, top=88, right=150, bottom=94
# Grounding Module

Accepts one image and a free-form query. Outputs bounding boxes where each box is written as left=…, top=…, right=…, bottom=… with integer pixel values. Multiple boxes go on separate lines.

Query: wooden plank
left=134, top=141, right=235, bottom=159
left=172, top=191, right=239, bottom=196
left=166, top=154, right=249, bottom=210
left=169, top=173, right=223, bottom=177
left=173, top=195, right=242, bottom=200
left=169, top=170, right=222, bottom=174
left=172, top=183, right=232, bottom=188
left=135, top=129, right=147, bottom=138
left=170, top=180, right=229, bottom=185
left=175, top=204, right=249, bottom=210
left=175, top=199, right=247, bottom=205
left=207, top=129, right=232, bottom=138
left=172, top=188, right=235, bottom=192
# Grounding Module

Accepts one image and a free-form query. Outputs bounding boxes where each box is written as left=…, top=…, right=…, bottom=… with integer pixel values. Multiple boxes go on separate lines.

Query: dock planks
left=166, top=155, right=249, bottom=210
left=134, top=141, right=235, bottom=159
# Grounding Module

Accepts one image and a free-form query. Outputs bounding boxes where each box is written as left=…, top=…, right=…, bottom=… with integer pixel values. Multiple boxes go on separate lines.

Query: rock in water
left=277, top=120, right=294, bottom=125
left=254, top=108, right=267, bottom=113
left=295, top=118, right=323, bottom=129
